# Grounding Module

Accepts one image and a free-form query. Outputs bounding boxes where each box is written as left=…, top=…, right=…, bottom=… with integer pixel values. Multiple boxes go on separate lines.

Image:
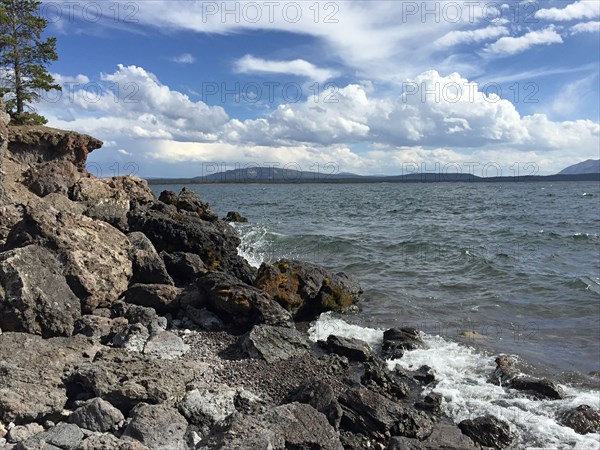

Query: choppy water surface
left=152, top=181, right=600, bottom=449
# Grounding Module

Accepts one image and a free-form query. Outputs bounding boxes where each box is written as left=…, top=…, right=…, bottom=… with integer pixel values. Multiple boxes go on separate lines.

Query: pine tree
left=0, top=0, right=60, bottom=124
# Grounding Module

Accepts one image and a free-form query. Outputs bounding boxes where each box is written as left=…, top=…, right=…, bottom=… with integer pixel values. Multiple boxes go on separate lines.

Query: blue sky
left=33, top=0, right=600, bottom=177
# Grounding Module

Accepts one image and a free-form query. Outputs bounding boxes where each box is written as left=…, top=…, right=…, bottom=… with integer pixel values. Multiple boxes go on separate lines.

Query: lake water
left=151, top=181, right=600, bottom=449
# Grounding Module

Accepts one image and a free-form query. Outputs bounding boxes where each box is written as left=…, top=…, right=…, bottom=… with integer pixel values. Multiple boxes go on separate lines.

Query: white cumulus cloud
left=570, top=21, right=600, bottom=34
left=536, top=1, right=600, bottom=21
left=484, top=27, right=563, bottom=55
left=235, top=55, right=339, bottom=82
left=435, top=26, right=509, bottom=47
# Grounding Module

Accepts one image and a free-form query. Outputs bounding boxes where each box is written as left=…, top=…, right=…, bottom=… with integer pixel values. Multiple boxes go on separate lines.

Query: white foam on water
left=309, top=314, right=600, bottom=450
left=232, top=223, right=273, bottom=268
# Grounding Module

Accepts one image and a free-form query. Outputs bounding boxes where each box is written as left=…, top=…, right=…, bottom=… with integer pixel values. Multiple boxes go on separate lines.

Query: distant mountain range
left=559, top=159, right=600, bottom=175
left=147, top=160, right=600, bottom=185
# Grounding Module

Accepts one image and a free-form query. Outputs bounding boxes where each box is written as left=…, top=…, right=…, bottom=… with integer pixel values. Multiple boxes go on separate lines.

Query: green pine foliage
left=0, top=0, right=61, bottom=124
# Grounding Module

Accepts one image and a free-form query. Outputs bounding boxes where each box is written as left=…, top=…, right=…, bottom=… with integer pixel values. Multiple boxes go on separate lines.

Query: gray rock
left=289, top=379, right=342, bottom=429
left=0, top=333, right=97, bottom=423
left=78, top=433, right=150, bottom=450
left=23, top=161, right=83, bottom=197
left=0, top=245, right=81, bottom=337
left=197, top=271, right=293, bottom=329
left=73, top=315, right=127, bottom=343
left=111, top=302, right=166, bottom=333
left=143, top=331, right=189, bottom=360
left=560, top=405, right=600, bottom=434
left=122, top=403, right=187, bottom=450
left=19, top=423, right=83, bottom=450
left=255, top=259, right=362, bottom=319
left=68, top=398, right=125, bottom=432
left=5, top=204, right=132, bottom=313
left=492, top=355, right=565, bottom=399
left=388, top=421, right=480, bottom=450
left=458, top=415, right=514, bottom=450
left=382, top=327, right=426, bottom=359
left=73, top=348, right=206, bottom=412
left=392, top=409, right=434, bottom=440
left=112, top=323, right=149, bottom=353
left=361, top=359, right=410, bottom=401
left=323, top=335, right=374, bottom=362
left=242, top=325, right=310, bottom=364
left=338, top=385, right=404, bottom=440
left=127, top=233, right=173, bottom=286
left=198, top=402, right=343, bottom=450
left=6, top=424, right=44, bottom=444
left=161, top=252, right=206, bottom=287
left=122, top=284, right=181, bottom=315
left=178, top=385, right=237, bottom=437
left=184, top=306, right=224, bottom=331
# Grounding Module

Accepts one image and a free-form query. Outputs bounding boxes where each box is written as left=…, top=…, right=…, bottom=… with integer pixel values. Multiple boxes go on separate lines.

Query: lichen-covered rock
left=255, top=259, right=362, bottom=319
left=0, top=245, right=81, bottom=337
left=458, top=415, right=514, bottom=450
left=197, top=271, right=293, bottom=330
left=122, top=403, right=188, bottom=450
left=5, top=204, right=132, bottom=313
left=7, top=125, right=102, bottom=169
left=127, top=232, right=173, bottom=286
left=0, top=333, right=97, bottom=423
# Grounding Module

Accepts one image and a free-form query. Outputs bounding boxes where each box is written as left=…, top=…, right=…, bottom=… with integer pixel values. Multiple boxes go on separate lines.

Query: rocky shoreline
left=0, top=108, right=598, bottom=449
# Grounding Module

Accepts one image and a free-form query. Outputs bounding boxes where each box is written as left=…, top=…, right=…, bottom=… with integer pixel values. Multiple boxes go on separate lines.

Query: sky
left=31, top=0, right=600, bottom=177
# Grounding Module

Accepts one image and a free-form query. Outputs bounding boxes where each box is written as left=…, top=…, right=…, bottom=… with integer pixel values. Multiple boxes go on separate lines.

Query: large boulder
left=492, top=355, right=565, bottom=399
left=68, top=397, right=125, bottom=432
left=255, top=259, right=362, bottom=319
left=71, top=348, right=207, bottom=412
left=122, top=284, right=181, bottom=314
left=122, top=403, right=188, bottom=450
left=0, top=245, right=81, bottom=337
left=0, top=332, right=97, bottom=423
left=18, top=422, right=84, bottom=450
left=158, top=188, right=218, bottom=222
left=161, top=251, right=206, bottom=286
left=128, top=202, right=255, bottom=284
left=7, top=125, right=102, bottom=169
left=321, top=335, right=374, bottom=362
left=388, top=422, right=480, bottom=450
left=198, top=403, right=343, bottom=450
left=382, top=327, right=426, bottom=359
left=196, top=271, right=293, bottom=330
left=178, top=384, right=237, bottom=437
left=242, top=325, right=310, bottom=364
left=458, top=415, right=514, bottom=450
left=71, top=176, right=155, bottom=232
left=560, top=405, right=600, bottom=434
left=79, top=433, right=150, bottom=450
left=5, top=203, right=132, bottom=312
left=127, top=232, right=173, bottom=286
left=22, top=160, right=84, bottom=197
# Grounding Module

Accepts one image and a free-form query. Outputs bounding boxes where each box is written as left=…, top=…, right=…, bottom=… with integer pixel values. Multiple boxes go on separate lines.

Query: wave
left=309, top=313, right=600, bottom=450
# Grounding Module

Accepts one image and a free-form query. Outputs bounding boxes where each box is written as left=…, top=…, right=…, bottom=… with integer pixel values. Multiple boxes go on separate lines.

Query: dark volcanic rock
left=5, top=203, right=132, bottom=312
left=127, top=232, right=173, bottom=286
left=122, top=284, right=181, bottom=314
left=198, top=402, right=343, bottom=450
left=338, top=384, right=404, bottom=440
left=23, top=160, right=83, bottom=197
left=322, top=335, right=374, bottom=362
left=414, top=392, right=443, bottom=416
left=458, top=415, right=514, bottom=450
left=0, top=332, right=97, bottom=423
left=122, top=403, right=188, bottom=450
left=0, top=245, right=81, bottom=337
left=223, top=211, right=248, bottom=223
left=111, top=301, right=166, bottom=333
left=197, top=271, right=293, bottom=329
left=128, top=202, right=254, bottom=283
left=388, top=421, right=480, bottom=449
left=382, top=327, right=426, bottom=359
left=79, top=433, right=150, bottom=450
left=242, top=325, right=310, bottom=363
left=68, top=397, right=125, bottom=432
left=492, top=355, right=565, bottom=399
left=289, top=379, right=342, bottom=429
left=159, top=188, right=218, bottom=222
left=255, top=259, right=362, bottom=319
left=560, top=405, right=600, bottom=434
left=392, top=409, right=434, bottom=440
left=361, top=359, right=410, bottom=400
left=161, top=251, right=206, bottom=286
left=7, top=125, right=102, bottom=169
